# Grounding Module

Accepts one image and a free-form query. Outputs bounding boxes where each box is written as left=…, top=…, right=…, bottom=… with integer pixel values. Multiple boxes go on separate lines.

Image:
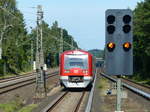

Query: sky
left=16, top=0, right=143, bottom=50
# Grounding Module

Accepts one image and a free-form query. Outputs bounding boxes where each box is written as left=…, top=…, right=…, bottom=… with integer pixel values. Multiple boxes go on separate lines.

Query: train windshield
left=64, top=55, right=88, bottom=69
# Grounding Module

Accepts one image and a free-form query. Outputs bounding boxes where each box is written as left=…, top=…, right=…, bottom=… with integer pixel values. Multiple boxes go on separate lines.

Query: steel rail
left=42, top=91, right=86, bottom=112
left=0, top=80, right=35, bottom=94
left=0, top=71, right=58, bottom=94
left=42, top=91, right=69, bottom=112
left=0, top=71, right=58, bottom=88
left=85, top=68, right=97, bottom=112
left=0, top=70, right=58, bottom=83
left=122, top=77, right=150, bottom=89
left=100, top=72, right=150, bottom=100
left=0, top=75, right=35, bottom=88
left=74, top=91, right=86, bottom=112
left=0, top=72, right=35, bottom=83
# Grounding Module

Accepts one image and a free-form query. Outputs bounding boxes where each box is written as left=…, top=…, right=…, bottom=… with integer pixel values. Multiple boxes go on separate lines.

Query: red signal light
left=123, top=42, right=131, bottom=51
left=107, top=42, right=115, bottom=52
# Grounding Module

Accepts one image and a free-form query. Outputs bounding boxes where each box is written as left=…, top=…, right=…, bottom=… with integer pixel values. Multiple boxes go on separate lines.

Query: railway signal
left=107, top=42, right=115, bottom=52
left=105, top=9, right=133, bottom=76
left=105, top=9, right=133, bottom=112
left=123, top=42, right=131, bottom=51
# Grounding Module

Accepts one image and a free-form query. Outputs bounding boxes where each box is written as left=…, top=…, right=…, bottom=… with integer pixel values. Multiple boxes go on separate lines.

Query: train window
left=69, top=62, right=84, bottom=68
left=64, top=56, right=88, bottom=69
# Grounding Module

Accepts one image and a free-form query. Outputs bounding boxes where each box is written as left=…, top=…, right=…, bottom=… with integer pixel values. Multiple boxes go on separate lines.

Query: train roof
left=61, top=49, right=93, bottom=56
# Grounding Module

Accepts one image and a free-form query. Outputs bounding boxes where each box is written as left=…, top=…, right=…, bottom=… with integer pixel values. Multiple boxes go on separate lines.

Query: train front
left=60, top=50, right=93, bottom=88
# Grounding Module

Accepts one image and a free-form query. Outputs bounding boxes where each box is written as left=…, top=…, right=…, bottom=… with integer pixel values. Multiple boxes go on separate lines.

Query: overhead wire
left=16, top=31, right=78, bottom=50
left=16, top=37, right=34, bottom=48
left=0, top=6, right=23, bottom=23
left=42, top=30, right=78, bottom=50
left=0, top=5, right=80, bottom=50
left=0, top=6, right=36, bottom=27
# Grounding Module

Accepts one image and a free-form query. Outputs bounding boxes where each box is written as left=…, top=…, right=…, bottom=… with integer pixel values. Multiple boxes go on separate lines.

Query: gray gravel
left=32, top=86, right=63, bottom=112
left=91, top=73, right=103, bottom=112
left=0, top=69, right=59, bottom=112
left=92, top=69, right=150, bottom=112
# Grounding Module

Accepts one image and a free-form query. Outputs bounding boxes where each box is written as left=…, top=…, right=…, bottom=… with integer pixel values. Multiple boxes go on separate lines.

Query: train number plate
left=69, top=76, right=83, bottom=82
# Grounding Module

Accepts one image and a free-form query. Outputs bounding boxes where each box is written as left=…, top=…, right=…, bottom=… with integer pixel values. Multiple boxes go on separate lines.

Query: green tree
left=0, top=0, right=30, bottom=75
left=0, top=0, right=79, bottom=76
left=30, top=21, right=78, bottom=68
left=133, top=0, right=150, bottom=80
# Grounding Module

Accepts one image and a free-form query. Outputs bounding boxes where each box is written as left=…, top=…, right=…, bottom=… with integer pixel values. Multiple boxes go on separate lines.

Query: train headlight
left=64, top=70, right=70, bottom=73
left=83, top=70, right=88, bottom=74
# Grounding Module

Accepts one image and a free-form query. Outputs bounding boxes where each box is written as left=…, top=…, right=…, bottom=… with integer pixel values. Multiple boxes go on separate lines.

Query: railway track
left=0, top=71, right=58, bottom=94
left=122, top=77, right=150, bottom=93
left=0, top=72, right=35, bottom=83
left=100, top=72, right=150, bottom=99
left=42, top=91, right=86, bottom=112
left=42, top=70, right=98, bottom=112
left=0, top=68, right=58, bottom=83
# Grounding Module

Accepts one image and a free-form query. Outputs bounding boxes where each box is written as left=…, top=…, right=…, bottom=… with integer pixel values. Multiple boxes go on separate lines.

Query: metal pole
left=2, top=27, right=6, bottom=76
left=40, top=28, right=43, bottom=51
left=71, top=37, right=74, bottom=50
left=60, top=28, right=63, bottom=54
left=31, top=41, right=33, bottom=70
left=116, top=76, right=122, bottom=111
left=0, top=45, right=2, bottom=60
left=35, top=5, right=46, bottom=98
left=0, top=34, right=3, bottom=60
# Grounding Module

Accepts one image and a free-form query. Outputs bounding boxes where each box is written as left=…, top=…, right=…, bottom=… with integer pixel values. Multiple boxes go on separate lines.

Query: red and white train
left=59, top=50, right=96, bottom=88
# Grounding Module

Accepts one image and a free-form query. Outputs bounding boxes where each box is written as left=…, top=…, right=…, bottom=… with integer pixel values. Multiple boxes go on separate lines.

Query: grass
left=0, top=94, right=24, bottom=112
left=126, top=75, right=150, bottom=85
left=98, top=77, right=123, bottom=111
left=98, top=77, right=109, bottom=89
left=97, top=77, right=111, bottom=97
left=0, top=101, right=22, bottom=112
left=0, top=74, right=17, bottom=79
left=18, top=104, right=37, bottom=112
left=0, top=100, right=37, bottom=112
left=97, top=77, right=115, bottom=111
left=0, top=70, right=32, bottom=79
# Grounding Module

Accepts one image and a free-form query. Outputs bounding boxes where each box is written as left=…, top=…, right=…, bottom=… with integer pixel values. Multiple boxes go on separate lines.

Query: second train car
left=59, top=50, right=95, bottom=88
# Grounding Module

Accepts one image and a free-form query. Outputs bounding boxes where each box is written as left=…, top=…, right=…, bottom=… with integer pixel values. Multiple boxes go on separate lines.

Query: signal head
left=107, top=42, right=115, bottom=52
left=105, top=9, right=133, bottom=75
left=107, top=15, right=115, bottom=24
left=123, top=15, right=131, bottom=24
left=107, top=25, right=115, bottom=34
left=123, top=25, right=131, bottom=33
left=123, top=42, right=131, bottom=51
